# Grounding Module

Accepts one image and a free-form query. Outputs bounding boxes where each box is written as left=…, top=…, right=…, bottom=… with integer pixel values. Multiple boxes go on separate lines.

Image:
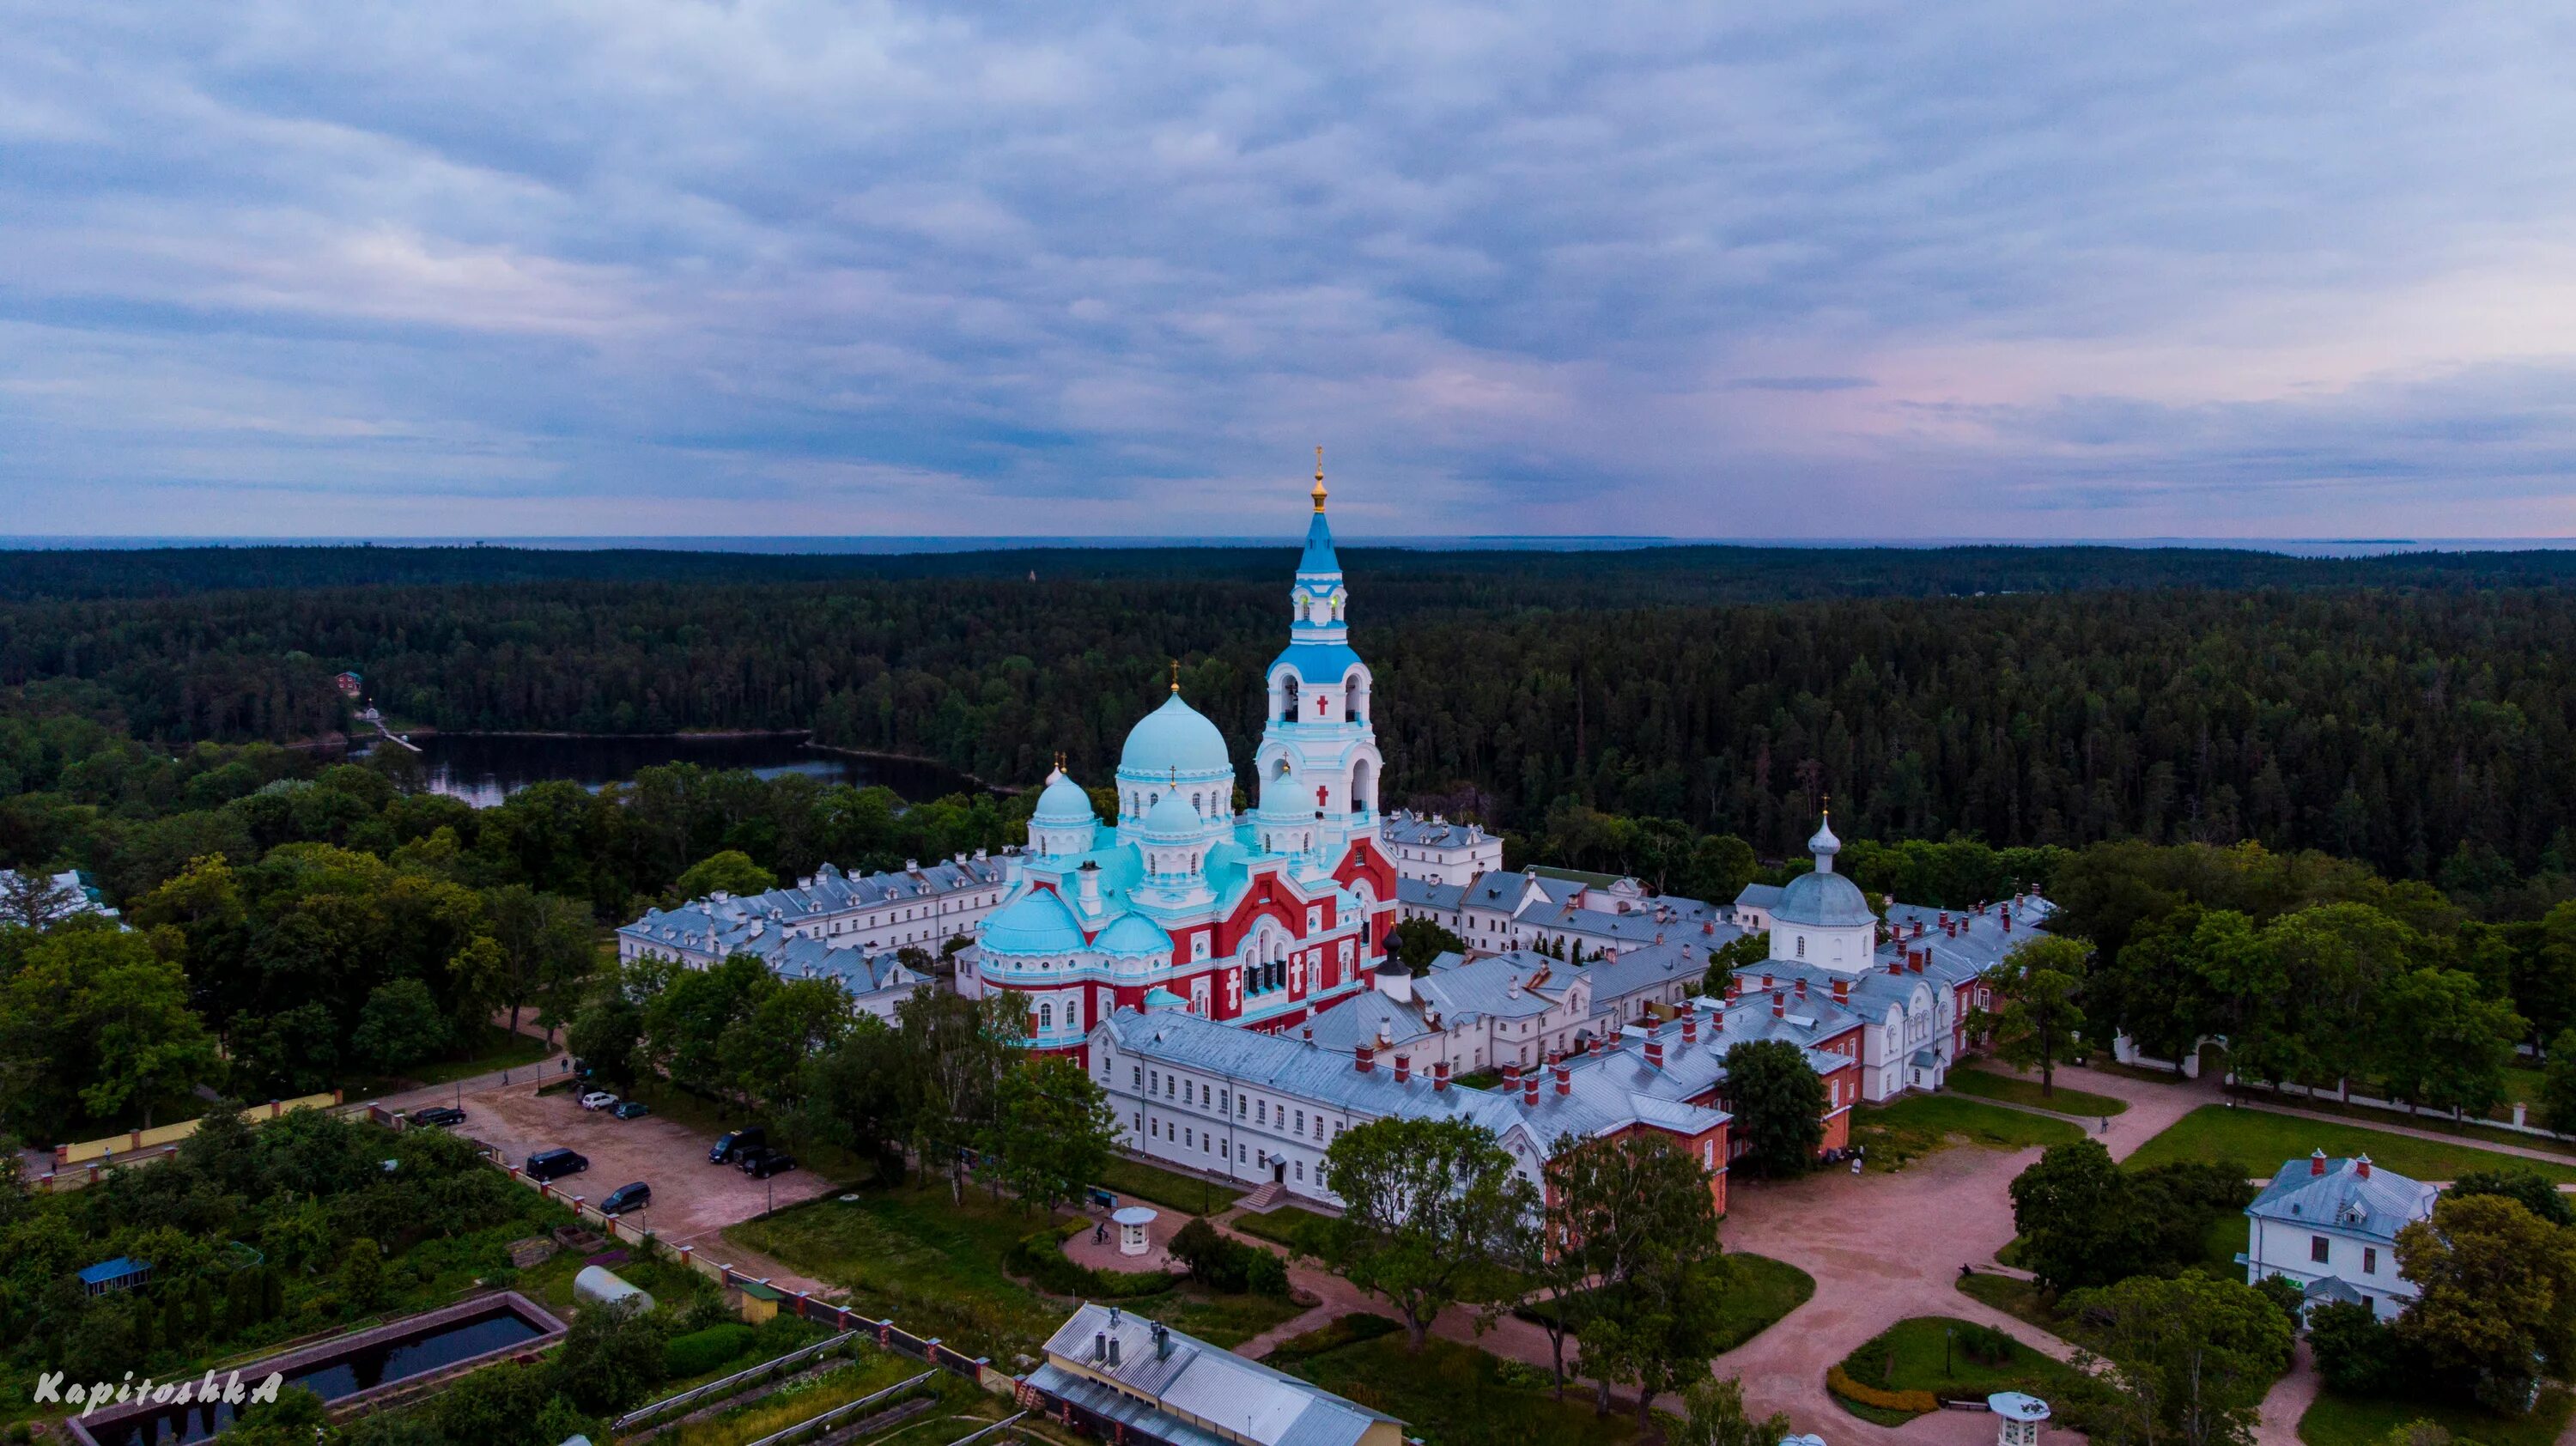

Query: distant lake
left=360, top=731, right=984, bottom=808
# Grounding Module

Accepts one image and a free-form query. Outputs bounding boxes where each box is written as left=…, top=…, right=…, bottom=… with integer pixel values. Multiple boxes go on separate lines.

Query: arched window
left=1795, top=935, right=1806, bottom=959
left=1039, top=1002, right=1054, bottom=1030
left=1192, top=792, right=1203, bottom=815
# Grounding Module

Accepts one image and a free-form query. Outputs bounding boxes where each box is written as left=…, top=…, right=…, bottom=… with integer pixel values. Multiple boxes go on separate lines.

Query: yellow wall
left=53, top=1092, right=341, bottom=1164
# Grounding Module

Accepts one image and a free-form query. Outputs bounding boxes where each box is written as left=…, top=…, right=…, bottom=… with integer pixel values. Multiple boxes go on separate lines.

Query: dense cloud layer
left=4, top=3, right=2573, bottom=538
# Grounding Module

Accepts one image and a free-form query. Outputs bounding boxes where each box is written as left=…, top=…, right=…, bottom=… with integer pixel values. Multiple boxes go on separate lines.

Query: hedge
left=665, top=1323, right=757, bottom=1379
left=1826, top=1366, right=1940, bottom=1416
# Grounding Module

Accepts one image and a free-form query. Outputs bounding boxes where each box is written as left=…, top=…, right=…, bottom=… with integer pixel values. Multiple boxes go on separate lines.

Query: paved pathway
left=1716, top=1061, right=2213, bottom=1446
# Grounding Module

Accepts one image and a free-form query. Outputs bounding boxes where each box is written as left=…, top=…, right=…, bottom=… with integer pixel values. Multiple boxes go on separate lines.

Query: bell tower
left=1255, top=449, right=1382, bottom=859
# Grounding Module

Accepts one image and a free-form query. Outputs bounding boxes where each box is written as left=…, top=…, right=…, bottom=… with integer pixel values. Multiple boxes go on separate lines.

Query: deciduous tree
left=1319, top=1116, right=1534, bottom=1349
left=2068, top=1273, right=2292, bottom=1446
left=1718, top=1038, right=1825, bottom=1177
left=1978, top=934, right=2089, bottom=1097
left=2393, top=1193, right=2576, bottom=1411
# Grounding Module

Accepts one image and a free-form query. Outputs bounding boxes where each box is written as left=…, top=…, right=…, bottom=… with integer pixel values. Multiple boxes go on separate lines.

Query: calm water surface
left=99, top=1309, right=544, bottom=1445
left=357, top=731, right=981, bottom=807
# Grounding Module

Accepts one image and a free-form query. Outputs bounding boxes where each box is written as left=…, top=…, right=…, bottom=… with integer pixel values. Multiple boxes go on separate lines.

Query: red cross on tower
left=1314, top=693, right=1329, bottom=717
left=1315, top=784, right=1329, bottom=807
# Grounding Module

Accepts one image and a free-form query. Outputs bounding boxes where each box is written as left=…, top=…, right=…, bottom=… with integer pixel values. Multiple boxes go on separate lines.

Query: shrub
left=663, top=1322, right=756, bottom=1379
left=2307, top=1299, right=2401, bottom=1396
left=1168, top=1218, right=1292, bottom=1297
left=1957, top=1323, right=2014, bottom=1365
left=1827, top=1365, right=1941, bottom=1415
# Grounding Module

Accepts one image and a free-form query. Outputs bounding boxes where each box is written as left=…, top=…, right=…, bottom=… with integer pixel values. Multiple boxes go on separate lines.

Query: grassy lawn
left=1149, top=1285, right=1309, bottom=1348
left=2126, top=1105, right=2576, bottom=1183
left=1092, top=1153, right=1245, bottom=1216
left=1948, top=1066, right=2129, bottom=1118
left=2230, top=1089, right=2576, bottom=1160
left=1517, top=1252, right=1814, bottom=1355
left=2088, top=1060, right=2192, bottom=1086
left=2299, top=1386, right=2573, bottom=1446
left=1953, top=1273, right=2062, bottom=1339
left=662, top=1352, right=930, bottom=1446
left=1453, top=1069, right=1505, bottom=1091
left=1279, top=1326, right=1662, bottom=1446
left=1851, top=1094, right=2086, bottom=1170
left=1232, top=1204, right=1340, bottom=1255
left=1834, top=1315, right=2089, bottom=1419
left=2201, top=1212, right=2251, bottom=1272
left=726, top=1183, right=1107, bottom=1363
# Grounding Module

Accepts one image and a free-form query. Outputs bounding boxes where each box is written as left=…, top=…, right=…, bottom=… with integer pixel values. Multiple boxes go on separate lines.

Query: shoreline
left=328, top=726, right=1013, bottom=794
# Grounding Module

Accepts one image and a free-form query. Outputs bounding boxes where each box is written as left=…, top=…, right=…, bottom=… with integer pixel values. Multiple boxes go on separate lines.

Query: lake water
left=361, top=731, right=983, bottom=808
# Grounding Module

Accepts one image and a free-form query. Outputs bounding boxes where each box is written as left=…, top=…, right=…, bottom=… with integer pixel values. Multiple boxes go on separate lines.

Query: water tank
left=574, top=1266, right=654, bottom=1315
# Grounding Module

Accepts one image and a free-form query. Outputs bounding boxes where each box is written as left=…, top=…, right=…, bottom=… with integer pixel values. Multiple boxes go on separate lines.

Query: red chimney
left=1644, top=1037, right=1665, bottom=1069
left=1394, top=1054, right=1412, bottom=1084
left=2002, top=911, right=2013, bottom=933
left=1523, top=1072, right=1540, bottom=1107
left=2354, top=1154, right=2371, bottom=1179
left=1909, top=951, right=1924, bottom=974
left=1832, top=977, right=1850, bottom=1006
left=1554, top=1062, right=1572, bottom=1096
left=1945, top=920, right=1957, bottom=938
left=1938, top=911, right=1949, bottom=928
left=1771, top=990, right=1785, bottom=1019
left=1356, top=1045, right=1376, bottom=1074
left=1302, top=1023, right=1313, bottom=1042
left=1503, top=1062, right=1522, bottom=1085
left=2309, top=1148, right=2328, bottom=1176
left=1433, top=1059, right=1450, bottom=1092
left=1795, top=976, right=1807, bottom=1000
left=1913, top=920, right=1925, bottom=938
left=1762, top=972, right=1774, bottom=991
left=1726, top=976, right=1742, bottom=1001
left=1681, top=1012, right=1699, bottom=1045
left=1887, top=957, right=1903, bottom=975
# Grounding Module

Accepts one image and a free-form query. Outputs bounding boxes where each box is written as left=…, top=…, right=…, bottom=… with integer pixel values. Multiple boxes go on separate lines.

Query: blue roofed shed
left=79, top=1257, right=151, bottom=1296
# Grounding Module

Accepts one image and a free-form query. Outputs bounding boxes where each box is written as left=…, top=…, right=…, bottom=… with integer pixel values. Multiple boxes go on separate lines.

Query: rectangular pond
left=70, top=1291, right=567, bottom=1446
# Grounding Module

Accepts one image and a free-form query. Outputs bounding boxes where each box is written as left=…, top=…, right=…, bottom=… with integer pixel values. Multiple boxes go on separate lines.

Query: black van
left=600, top=1182, right=651, bottom=1216
left=524, top=1147, right=588, bottom=1182
left=709, top=1127, right=766, bottom=1164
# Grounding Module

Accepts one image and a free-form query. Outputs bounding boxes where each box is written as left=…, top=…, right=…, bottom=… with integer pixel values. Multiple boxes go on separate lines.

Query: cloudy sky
left=5, top=3, right=2574, bottom=540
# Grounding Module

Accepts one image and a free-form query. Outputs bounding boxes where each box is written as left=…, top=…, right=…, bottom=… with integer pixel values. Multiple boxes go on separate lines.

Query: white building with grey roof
left=1022, top=1302, right=1406, bottom=1446
left=2242, top=1151, right=2436, bottom=1321
left=617, top=854, right=1013, bottom=969
left=1379, top=809, right=1503, bottom=885
left=1089, top=998, right=1735, bottom=1208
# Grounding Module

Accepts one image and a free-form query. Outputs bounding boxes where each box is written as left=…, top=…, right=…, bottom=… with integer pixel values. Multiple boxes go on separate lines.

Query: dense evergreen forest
left=3, top=544, right=2574, bottom=883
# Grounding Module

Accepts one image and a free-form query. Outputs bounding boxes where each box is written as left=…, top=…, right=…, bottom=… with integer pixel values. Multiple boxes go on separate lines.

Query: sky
left=4, top=3, right=2575, bottom=542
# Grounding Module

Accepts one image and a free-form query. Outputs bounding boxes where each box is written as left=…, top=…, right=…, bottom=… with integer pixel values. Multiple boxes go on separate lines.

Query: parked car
left=524, top=1148, right=588, bottom=1182
left=408, top=1106, right=466, bottom=1128
left=744, top=1150, right=797, bottom=1180
left=709, top=1127, right=767, bottom=1164
left=579, top=1091, right=619, bottom=1111
left=734, top=1145, right=775, bottom=1175
left=611, top=1099, right=652, bottom=1120
left=599, top=1182, right=651, bottom=1216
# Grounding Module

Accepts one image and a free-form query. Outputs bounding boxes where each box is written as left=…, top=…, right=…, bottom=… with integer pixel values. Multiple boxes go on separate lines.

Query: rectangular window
left=2363, top=1248, right=2377, bottom=1275
left=1294, top=1110, right=1305, bottom=1133
left=1258, top=1101, right=1267, bottom=1124
left=1149, top=1069, right=1158, bottom=1093
left=2311, top=1236, right=2330, bottom=1264
left=1133, top=1066, right=1141, bottom=1089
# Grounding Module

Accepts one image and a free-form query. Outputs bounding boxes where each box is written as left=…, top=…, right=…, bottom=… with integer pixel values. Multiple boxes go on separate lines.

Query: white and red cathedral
left=965, top=462, right=1399, bottom=1060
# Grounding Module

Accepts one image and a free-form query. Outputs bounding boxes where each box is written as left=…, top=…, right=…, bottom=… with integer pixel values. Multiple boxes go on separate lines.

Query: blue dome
left=1032, top=768, right=1095, bottom=825
left=1120, top=692, right=1232, bottom=777
left=1141, top=789, right=1205, bottom=838
left=1773, top=868, right=1875, bottom=928
left=1095, top=912, right=1173, bottom=957
left=980, top=887, right=1089, bottom=955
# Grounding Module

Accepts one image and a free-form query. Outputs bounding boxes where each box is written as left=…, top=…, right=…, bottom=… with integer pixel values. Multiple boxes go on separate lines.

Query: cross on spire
left=1311, top=446, right=1328, bottom=513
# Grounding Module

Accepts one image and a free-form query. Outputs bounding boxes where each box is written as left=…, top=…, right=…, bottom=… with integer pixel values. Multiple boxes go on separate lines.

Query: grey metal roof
left=1771, top=867, right=1875, bottom=927
left=1735, top=883, right=1783, bottom=909
left=1381, top=811, right=1491, bottom=849
left=2247, top=1156, right=2436, bottom=1240
left=1038, top=1303, right=1396, bottom=1446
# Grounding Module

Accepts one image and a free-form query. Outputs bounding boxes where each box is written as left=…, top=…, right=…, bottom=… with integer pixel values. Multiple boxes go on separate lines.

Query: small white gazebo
left=1112, top=1206, right=1159, bottom=1257
left=1989, top=1392, right=2050, bottom=1446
